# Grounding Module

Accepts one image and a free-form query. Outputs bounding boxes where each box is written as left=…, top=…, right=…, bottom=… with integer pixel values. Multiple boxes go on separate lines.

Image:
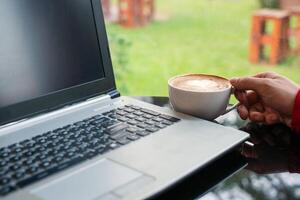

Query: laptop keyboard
left=0, top=105, right=180, bottom=196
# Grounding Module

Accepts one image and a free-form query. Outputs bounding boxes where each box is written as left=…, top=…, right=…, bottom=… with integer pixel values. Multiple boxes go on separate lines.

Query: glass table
left=133, top=97, right=300, bottom=200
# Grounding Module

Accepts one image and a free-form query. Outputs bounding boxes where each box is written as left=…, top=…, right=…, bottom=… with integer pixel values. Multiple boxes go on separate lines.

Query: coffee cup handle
left=223, top=103, right=240, bottom=115
left=222, top=87, right=240, bottom=115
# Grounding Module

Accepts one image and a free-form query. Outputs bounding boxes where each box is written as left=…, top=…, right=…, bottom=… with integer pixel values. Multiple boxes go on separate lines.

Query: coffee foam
left=171, top=75, right=230, bottom=92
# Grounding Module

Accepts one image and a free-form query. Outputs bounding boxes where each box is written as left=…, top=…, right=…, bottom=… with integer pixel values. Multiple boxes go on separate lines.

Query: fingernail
left=230, top=78, right=238, bottom=84
left=240, top=105, right=247, bottom=111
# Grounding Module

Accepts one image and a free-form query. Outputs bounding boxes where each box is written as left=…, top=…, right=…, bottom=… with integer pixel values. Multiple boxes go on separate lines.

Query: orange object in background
left=118, top=0, right=154, bottom=28
left=289, top=6, right=300, bottom=54
left=280, top=0, right=300, bottom=10
left=101, top=0, right=111, bottom=19
left=249, top=9, right=290, bottom=65
left=138, top=0, right=155, bottom=26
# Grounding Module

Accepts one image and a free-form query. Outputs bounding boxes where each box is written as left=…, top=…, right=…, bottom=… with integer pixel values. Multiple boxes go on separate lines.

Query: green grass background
left=106, top=0, right=300, bottom=96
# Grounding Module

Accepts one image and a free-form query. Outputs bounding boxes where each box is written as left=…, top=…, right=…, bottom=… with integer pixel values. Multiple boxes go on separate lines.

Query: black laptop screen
left=0, top=0, right=105, bottom=108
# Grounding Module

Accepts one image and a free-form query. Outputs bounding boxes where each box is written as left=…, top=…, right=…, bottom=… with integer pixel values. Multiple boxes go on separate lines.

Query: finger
left=234, top=91, right=259, bottom=108
left=253, top=102, right=265, bottom=112
left=246, top=91, right=260, bottom=106
left=237, top=105, right=249, bottom=120
left=265, top=113, right=280, bottom=125
left=254, top=72, right=278, bottom=79
left=230, top=77, right=266, bottom=92
left=264, top=107, right=282, bottom=124
left=234, top=90, right=248, bottom=105
left=249, top=110, right=265, bottom=123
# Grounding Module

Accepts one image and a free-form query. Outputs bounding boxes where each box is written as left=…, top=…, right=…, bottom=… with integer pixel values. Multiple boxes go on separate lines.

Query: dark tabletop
left=134, top=97, right=300, bottom=200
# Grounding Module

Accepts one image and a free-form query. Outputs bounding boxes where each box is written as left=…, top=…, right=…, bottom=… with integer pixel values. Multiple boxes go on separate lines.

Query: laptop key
left=82, top=149, right=97, bottom=159
left=133, top=111, right=144, bottom=116
left=141, top=108, right=160, bottom=116
left=103, top=120, right=119, bottom=128
left=127, top=120, right=138, bottom=126
left=127, top=134, right=140, bottom=141
left=145, top=127, right=159, bottom=133
left=160, top=115, right=180, bottom=122
left=116, top=111, right=127, bottom=116
left=155, top=124, right=167, bottom=129
left=143, top=114, right=153, bottom=119
left=116, top=138, right=131, bottom=145
left=137, top=123, right=148, bottom=129
left=123, top=108, right=135, bottom=113
left=152, top=117, right=164, bottom=122
left=136, top=131, right=150, bottom=137
left=108, top=114, right=117, bottom=119
left=145, top=121, right=156, bottom=126
left=127, top=127, right=141, bottom=133
left=0, top=177, right=10, bottom=185
left=109, top=143, right=119, bottom=149
left=162, top=120, right=173, bottom=126
left=117, top=116, right=130, bottom=122
left=0, top=185, right=14, bottom=196
left=0, top=160, right=7, bottom=167
left=126, top=114, right=136, bottom=119
left=136, top=117, right=146, bottom=122
left=110, top=131, right=129, bottom=140
left=131, top=105, right=141, bottom=110
left=105, top=123, right=128, bottom=135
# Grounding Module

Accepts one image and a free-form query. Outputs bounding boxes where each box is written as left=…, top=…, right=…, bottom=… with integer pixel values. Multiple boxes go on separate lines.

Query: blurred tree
left=108, top=33, right=132, bottom=94
left=259, top=0, right=279, bottom=8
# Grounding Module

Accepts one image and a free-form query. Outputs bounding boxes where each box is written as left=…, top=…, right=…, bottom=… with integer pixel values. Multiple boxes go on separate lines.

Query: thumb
left=230, top=77, right=266, bottom=92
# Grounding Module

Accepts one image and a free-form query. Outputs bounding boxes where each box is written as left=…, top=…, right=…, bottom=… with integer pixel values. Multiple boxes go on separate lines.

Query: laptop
left=0, top=0, right=249, bottom=199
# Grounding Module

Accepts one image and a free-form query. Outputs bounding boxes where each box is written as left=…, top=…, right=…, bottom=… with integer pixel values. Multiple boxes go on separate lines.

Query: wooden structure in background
left=289, top=6, right=300, bottom=54
left=139, top=0, right=155, bottom=25
left=249, top=9, right=290, bottom=64
left=280, top=0, right=300, bottom=10
left=118, top=0, right=155, bottom=28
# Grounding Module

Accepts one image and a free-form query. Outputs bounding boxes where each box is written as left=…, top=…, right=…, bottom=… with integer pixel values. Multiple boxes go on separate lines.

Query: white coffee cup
left=168, top=74, right=238, bottom=120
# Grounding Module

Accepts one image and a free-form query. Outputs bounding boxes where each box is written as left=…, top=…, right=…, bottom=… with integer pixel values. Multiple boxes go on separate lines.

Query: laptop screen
left=0, top=0, right=105, bottom=109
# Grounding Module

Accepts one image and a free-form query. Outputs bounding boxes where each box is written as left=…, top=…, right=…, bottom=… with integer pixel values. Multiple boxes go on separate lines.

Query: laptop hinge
left=108, top=90, right=121, bottom=99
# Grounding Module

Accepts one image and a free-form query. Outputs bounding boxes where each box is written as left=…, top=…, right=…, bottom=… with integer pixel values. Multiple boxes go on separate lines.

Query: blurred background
left=104, top=0, right=300, bottom=96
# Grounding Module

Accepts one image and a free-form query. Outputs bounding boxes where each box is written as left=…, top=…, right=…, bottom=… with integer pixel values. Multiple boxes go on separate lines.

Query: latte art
left=168, top=73, right=234, bottom=120
left=170, top=75, right=230, bottom=92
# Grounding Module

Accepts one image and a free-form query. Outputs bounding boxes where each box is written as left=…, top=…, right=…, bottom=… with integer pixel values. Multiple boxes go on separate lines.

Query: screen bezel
left=0, top=0, right=117, bottom=126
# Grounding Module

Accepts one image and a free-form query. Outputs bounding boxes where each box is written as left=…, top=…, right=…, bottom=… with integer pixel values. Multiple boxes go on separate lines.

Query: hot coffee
left=168, top=73, right=236, bottom=120
left=170, top=74, right=230, bottom=92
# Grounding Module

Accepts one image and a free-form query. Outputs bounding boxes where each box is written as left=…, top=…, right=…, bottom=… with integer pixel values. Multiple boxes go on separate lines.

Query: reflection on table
left=134, top=96, right=300, bottom=200
left=203, top=122, right=300, bottom=200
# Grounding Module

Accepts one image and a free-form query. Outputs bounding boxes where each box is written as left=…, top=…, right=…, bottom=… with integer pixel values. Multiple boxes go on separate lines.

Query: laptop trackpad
left=31, top=159, right=144, bottom=200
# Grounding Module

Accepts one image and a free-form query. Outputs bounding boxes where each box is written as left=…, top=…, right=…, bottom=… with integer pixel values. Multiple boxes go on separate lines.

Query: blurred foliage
left=259, top=0, right=279, bottom=8
left=108, top=33, right=132, bottom=94
left=106, top=0, right=300, bottom=98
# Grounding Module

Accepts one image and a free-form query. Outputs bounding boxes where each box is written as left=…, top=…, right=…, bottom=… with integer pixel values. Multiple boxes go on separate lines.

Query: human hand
left=230, top=72, right=299, bottom=127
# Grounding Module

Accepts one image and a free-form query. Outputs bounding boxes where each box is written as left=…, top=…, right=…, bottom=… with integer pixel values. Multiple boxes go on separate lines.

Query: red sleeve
left=292, top=90, right=300, bottom=133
